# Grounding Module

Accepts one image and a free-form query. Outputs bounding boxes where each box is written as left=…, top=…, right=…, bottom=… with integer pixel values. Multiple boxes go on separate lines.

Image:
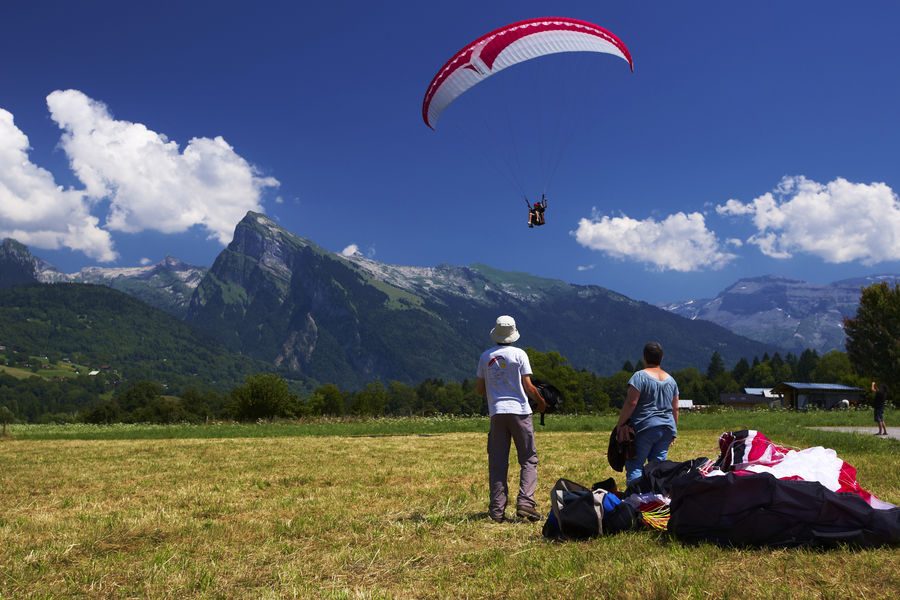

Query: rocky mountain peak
left=160, top=255, right=185, bottom=269
left=0, top=238, right=40, bottom=288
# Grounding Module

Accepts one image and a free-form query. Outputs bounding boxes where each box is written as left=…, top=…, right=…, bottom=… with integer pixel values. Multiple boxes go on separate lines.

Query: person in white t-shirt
left=476, top=315, right=546, bottom=523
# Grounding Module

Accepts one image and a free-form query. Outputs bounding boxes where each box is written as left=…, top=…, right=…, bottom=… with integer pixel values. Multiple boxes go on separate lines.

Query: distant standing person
left=616, top=341, right=679, bottom=489
left=476, top=315, right=546, bottom=523
left=872, top=381, right=889, bottom=436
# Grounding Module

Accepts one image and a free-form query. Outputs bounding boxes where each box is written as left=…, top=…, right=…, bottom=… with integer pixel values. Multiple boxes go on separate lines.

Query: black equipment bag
left=531, top=379, right=563, bottom=426
left=542, top=478, right=606, bottom=540
left=669, top=471, right=900, bottom=548
left=626, top=458, right=710, bottom=495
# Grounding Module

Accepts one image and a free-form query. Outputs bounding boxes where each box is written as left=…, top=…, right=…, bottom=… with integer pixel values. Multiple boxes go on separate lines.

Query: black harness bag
left=668, top=471, right=900, bottom=548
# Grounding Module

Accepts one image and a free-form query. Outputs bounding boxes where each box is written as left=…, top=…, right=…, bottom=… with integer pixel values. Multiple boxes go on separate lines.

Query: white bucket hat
left=490, top=315, right=520, bottom=344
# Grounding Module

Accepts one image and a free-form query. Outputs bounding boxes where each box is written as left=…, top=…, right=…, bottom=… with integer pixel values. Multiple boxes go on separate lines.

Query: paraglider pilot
left=528, top=195, right=547, bottom=228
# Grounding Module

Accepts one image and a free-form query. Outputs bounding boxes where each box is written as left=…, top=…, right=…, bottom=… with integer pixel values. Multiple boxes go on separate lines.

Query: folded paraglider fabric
left=668, top=471, right=900, bottom=548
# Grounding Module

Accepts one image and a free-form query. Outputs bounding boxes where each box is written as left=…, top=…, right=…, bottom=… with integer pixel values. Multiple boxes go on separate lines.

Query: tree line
left=2, top=281, right=896, bottom=426
left=0, top=346, right=878, bottom=425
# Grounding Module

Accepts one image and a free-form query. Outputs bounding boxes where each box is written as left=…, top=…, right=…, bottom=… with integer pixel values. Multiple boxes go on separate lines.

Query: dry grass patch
left=0, top=429, right=897, bottom=598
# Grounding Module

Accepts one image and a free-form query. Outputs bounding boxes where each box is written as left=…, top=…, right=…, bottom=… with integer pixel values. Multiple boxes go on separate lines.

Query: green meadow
left=1, top=411, right=897, bottom=599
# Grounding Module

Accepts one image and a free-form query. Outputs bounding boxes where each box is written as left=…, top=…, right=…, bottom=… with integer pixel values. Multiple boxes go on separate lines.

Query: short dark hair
left=643, top=341, right=664, bottom=366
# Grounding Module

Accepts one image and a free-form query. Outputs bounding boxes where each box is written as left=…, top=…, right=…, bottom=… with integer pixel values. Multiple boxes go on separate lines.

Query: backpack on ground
left=542, top=478, right=606, bottom=540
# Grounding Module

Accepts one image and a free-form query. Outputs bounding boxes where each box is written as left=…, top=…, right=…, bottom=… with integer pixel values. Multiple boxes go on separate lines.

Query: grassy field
left=1, top=412, right=897, bottom=599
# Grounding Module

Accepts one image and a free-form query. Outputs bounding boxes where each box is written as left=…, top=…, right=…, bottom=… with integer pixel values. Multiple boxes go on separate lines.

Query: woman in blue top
left=615, top=341, right=679, bottom=488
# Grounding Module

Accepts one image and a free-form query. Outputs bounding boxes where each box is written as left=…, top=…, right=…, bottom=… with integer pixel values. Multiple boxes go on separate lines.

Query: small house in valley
left=771, top=382, right=864, bottom=410
left=719, top=388, right=782, bottom=410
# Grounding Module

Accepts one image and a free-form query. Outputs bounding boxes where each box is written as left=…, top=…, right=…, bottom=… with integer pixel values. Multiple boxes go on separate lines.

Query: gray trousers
left=487, top=413, right=538, bottom=518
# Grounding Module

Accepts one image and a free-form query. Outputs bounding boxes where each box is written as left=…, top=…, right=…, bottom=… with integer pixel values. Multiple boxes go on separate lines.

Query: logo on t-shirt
left=488, top=356, right=507, bottom=370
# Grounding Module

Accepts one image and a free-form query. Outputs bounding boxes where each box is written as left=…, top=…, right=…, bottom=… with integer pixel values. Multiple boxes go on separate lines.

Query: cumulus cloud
left=573, top=211, right=735, bottom=272
left=46, top=89, right=279, bottom=245
left=139, top=257, right=152, bottom=266
left=341, top=243, right=360, bottom=257
left=576, top=264, right=595, bottom=271
left=0, top=108, right=117, bottom=261
left=716, top=176, right=900, bottom=264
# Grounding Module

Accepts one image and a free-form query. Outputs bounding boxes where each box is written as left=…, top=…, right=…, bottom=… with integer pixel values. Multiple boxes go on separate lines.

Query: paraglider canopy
left=422, top=17, right=634, bottom=130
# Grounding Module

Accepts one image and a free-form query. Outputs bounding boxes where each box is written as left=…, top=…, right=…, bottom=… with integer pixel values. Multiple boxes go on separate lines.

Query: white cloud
left=0, top=108, right=117, bottom=261
left=139, top=257, right=152, bottom=266
left=726, top=238, right=744, bottom=248
left=46, top=89, right=279, bottom=246
left=716, top=198, right=755, bottom=217
left=576, top=264, right=595, bottom=271
left=573, top=211, right=735, bottom=272
left=341, top=243, right=360, bottom=257
left=275, top=195, right=284, bottom=204
left=716, top=176, right=900, bottom=264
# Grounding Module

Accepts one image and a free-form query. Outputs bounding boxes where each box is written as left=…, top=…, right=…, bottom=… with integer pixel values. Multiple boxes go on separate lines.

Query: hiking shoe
left=516, top=505, right=542, bottom=522
left=489, top=514, right=506, bottom=523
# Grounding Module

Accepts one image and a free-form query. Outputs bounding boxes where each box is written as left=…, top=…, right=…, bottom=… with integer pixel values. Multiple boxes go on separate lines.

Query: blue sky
left=2, top=1, right=899, bottom=303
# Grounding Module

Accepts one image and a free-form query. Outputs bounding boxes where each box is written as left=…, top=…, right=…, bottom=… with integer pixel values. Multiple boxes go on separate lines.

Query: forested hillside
left=0, top=284, right=285, bottom=391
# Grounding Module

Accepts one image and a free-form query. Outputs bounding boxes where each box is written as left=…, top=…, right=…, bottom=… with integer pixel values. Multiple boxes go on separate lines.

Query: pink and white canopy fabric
left=422, top=17, right=634, bottom=129
left=709, top=430, right=895, bottom=510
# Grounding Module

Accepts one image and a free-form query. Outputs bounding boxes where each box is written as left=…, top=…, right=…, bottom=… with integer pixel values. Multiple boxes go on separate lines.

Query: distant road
left=809, top=426, right=899, bottom=440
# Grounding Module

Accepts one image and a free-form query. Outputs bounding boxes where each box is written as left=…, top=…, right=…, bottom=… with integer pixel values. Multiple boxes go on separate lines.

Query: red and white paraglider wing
left=422, top=17, right=634, bottom=129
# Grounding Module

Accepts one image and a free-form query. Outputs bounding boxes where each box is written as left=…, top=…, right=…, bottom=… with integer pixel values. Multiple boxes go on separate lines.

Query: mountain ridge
left=3, top=221, right=793, bottom=387
left=0, top=238, right=208, bottom=317
left=660, top=274, right=900, bottom=353
left=183, top=212, right=777, bottom=386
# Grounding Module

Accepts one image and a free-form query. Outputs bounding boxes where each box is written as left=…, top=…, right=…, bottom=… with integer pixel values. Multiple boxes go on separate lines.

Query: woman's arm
left=616, top=385, right=640, bottom=441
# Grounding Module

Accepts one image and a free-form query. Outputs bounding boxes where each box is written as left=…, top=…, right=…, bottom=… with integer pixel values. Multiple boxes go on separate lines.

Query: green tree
left=795, top=349, right=820, bottom=381
left=711, top=372, right=740, bottom=397
left=706, top=351, right=725, bottom=379
left=844, top=282, right=900, bottom=391
left=386, top=381, right=417, bottom=416
left=746, top=362, right=775, bottom=387
left=116, top=380, right=164, bottom=418
left=349, top=381, right=388, bottom=416
left=434, top=381, right=465, bottom=414
left=458, top=379, right=484, bottom=415
left=415, top=379, right=444, bottom=416
left=133, top=395, right=190, bottom=424
left=602, top=371, right=632, bottom=408
left=577, top=371, right=610, bottom=412
left=230, top=373, right=295, bottom=421
left=180, top=388, right=225, bottom=421
left=0, top=405, right=13, bottom=436
left=673, top=367, right=718, bottom=404
left=308, top=384, right=345, bottom=416
left=528, top=349, right=597, bottom=413
left=731, top=357, right=750, bottom=385
left=812, top=350, right=863, bottom=387
left=81, top=399, right=123, bottom=424
left=784, top=352, right=799, bottom=378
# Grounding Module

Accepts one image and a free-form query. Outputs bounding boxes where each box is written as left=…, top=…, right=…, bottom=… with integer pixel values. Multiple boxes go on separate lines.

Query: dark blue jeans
left=625, top=425, right=674, bottom=487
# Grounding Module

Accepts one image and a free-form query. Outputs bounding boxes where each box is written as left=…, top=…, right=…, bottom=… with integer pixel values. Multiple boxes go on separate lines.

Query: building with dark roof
left=718, top=387, right=784, bottom=410
left=771, top=382, right=864, bottom=410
